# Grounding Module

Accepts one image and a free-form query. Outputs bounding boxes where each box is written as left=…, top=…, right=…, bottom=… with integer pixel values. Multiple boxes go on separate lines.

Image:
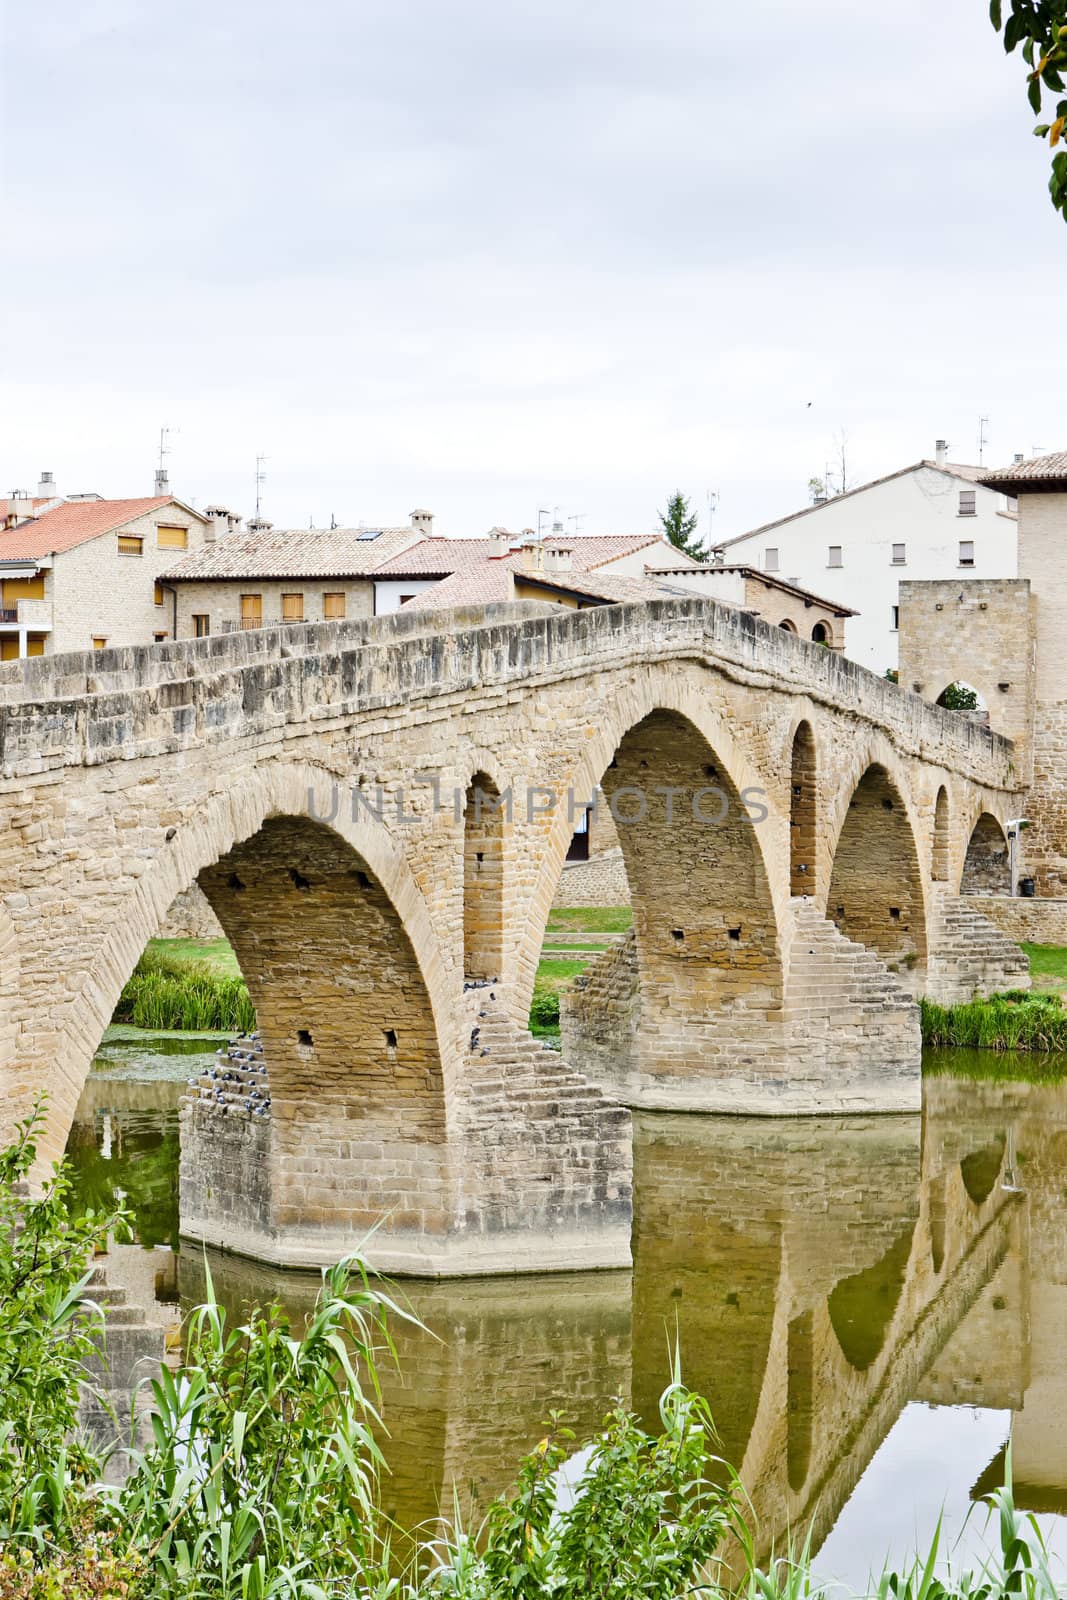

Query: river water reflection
left=68, top=1037, right=1067, bottom=1586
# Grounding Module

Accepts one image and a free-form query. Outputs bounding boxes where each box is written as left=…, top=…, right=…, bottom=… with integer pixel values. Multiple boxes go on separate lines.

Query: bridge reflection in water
left=71, top=1065, right=1067, bottom=1576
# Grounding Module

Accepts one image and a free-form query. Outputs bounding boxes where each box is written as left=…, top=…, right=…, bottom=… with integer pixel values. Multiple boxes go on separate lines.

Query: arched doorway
left=464, top=772, right=505, bottom=981
left=961, top=814, right=1010, bottom=896
left=811, top=621, right=831, bottom=646
left=827, top=764, right=927, bottom=971
left=931, top=787, right=950, bottom=882
left=778, top=619, right=798, bottom=635
left=790, top=722, right=817, bottom=896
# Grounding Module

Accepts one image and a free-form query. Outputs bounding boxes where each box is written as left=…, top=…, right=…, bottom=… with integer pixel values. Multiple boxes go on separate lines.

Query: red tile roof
left=399, top=553, right=687, bottom=611
left=0, top=497, right=186, bottom=561
left=979, top=451, right=1067, bottom=491
left=371, top=532, right=689, bottom=579
left=164, top=524, right=420, bottom=580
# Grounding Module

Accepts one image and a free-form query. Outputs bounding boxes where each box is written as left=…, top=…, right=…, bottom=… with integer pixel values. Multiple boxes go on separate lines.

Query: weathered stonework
left=0, top=597, right=1030, bottom=1273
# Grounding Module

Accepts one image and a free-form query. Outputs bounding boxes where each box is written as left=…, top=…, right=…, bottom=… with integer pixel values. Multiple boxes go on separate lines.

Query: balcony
left=0, top=600, right=53, bottom=630
left=219, top=617, right=298, bottom=633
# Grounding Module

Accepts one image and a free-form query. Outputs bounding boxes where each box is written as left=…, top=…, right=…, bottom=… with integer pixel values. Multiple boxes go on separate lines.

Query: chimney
left=204, top=504, right=240, bottom=545
left=486, top=527, right=512, bottom=557
left=155, top=468, right=170, bottom=496
left=246, top=515, right=273, bottom=534
left=410, top=508, right=435, bottom=536
left=36, top=470, right=55, bottom=499
left=935, top=439, right=948, bottom=467
left=520, top=539, right=545, bottom=574
left=543, top=545, right=573, bottom=574
left=1014, top=452, right=1025, bottom=464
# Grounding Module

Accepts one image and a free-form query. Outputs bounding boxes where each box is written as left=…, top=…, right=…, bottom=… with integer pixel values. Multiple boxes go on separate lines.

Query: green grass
left=545, top=906, right=632, bottom=933
left=1023, top=942, right=1067, bottom=988
left=146, top=936, right=242, bottom=978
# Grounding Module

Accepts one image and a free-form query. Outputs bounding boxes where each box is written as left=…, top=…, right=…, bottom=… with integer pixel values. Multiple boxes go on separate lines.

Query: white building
left=713, top=442, right=1020, bottom=675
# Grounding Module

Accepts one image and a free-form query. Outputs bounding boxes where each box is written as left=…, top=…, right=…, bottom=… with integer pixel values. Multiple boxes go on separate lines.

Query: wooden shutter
left=157, top=525, right=188, bottom=549
left=282, top=593, right=304, bottom=621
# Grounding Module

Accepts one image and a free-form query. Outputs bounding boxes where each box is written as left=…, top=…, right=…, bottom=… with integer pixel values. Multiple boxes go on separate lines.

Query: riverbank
left=921, top=989, right=1067, bottom=1052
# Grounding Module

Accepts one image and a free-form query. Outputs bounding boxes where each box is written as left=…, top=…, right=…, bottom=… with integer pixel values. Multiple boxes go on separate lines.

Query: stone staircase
left=453, top=989, right=632, bottom=1255
left=924, top=892, right=1031, bottom=1004
left=79, top=1260, right=168, bottom=1483
left=783, top=899, right=922, bottom=1106
left=186, top=1033, right=270, bottom=1122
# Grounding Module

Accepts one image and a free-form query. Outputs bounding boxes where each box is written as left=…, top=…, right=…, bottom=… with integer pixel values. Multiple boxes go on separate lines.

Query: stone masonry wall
left=959, top=894, right=1067, bottom=946
left=159, top=884, right=224, bottom=939
left=552, top=847, right=630, bottom=907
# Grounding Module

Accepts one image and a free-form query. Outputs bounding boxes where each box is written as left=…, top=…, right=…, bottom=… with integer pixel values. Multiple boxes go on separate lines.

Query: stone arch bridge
left=0, top=597, right=1028, bottom=1275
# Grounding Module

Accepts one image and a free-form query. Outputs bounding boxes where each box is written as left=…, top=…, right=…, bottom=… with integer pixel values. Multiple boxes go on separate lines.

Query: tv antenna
left=567, top=513, right=587, bottom=535
left=158, top=425, right=177, bottom=474
left=537, top=506, right=551, bottom=541
left=978, top=416, right=989, bottom=466
left=707, top=489, right=720, bottom=539
left=255, top=454, right=268, bottom=518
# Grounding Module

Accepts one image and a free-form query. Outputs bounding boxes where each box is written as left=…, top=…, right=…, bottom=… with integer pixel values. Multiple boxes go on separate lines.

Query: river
left=66, top=1030, right=1067, bottom=1587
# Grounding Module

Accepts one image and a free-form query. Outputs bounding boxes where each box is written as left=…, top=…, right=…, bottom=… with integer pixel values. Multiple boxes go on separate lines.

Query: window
left=891, top=543, right=906, bottom=565
left=282, top=593, right=304, bottom=622
left=811, top=622, right=830, bottom=644
left=399, top=594, right=416, bottom=605
left=323, top=592, right=346, bottom=620
left=193, top=614, right=210, bottom=637
left=891, top=605, right=899, bottom=630
left=240, top=594, right=262, bottom=628
left=764, top=547, right=780, bottom=572
left=92, top=636, right=107, bottom=650
left=156, top=525, right=188, bottom=550
left=153, top=581, right=164, bottom=606
left=828, top=546, right=842, bottom=568
left=153, top=631, right=168, bottom=642
left=959, top=540, right=975, bottom=567
left=117, top=535, right=143, bottom=556
left=958, top=490, right=977, bottom=517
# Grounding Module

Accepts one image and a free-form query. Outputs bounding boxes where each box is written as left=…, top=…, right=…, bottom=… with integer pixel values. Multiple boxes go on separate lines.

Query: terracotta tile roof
left=371, top=532, right=688, bottom=579
left=399, top=554, right=686, bottom=612
left=979, top=451, right=1067, bottom=491
left=715, top=459, right=1002, bottom=552
left=164, top=524, right=420, bottom=580
left=0, top=497, right=184, bottom=560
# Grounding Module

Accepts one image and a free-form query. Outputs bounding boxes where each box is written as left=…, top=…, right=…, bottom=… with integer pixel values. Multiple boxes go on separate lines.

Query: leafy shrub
left=528, top=990, right=561, bottom=1032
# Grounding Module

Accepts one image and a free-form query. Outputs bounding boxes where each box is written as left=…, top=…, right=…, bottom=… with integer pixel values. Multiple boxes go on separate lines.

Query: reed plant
left=920, top=990, right=1067, bottom=1052
left=113, top=949, right=256, bottom=1033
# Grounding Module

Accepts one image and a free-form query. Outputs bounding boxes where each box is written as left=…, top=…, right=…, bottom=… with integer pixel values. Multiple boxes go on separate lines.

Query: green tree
left=939, top=681, right=980, bottom=711
left=658, top=491, right=705, bottom=560
left=990, top=0, right=1067, bottom=220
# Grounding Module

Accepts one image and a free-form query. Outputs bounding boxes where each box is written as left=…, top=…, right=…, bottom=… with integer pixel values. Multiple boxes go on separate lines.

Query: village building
left=647, top=562, right=854, bottom=649
left=712, top=441, right=1020, bottom=675
left=161, top=512, right=432, bottom=635
left=0, top=484, right=213, bottom=658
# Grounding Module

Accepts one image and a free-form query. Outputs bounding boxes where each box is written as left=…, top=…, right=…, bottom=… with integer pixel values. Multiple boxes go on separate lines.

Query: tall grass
left=113, top=948, right=256, bottom=1033
left=920, top=990, right=1067, bottom=1052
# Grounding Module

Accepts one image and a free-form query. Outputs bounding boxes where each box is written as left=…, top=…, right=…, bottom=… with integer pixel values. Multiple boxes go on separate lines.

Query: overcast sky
left=2, top=0, right=1062, bottom=541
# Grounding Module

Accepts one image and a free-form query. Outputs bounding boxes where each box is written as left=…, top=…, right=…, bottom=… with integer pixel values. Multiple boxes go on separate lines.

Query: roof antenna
left=255, top=454, right=268, bottom=518
left=156, top=425, right=177, bottom=494
left=537, top=506, right=550, bottom=542
left=567, top=512, right=587, bottom=535
left=978, top=415, right=989, bottom=466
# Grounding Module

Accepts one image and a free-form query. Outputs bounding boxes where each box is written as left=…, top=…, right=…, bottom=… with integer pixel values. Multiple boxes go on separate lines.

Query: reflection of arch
left=790, top=721, right=817, bottom=896
left=827, top=764, right=928, bottom=968
left=778, top=619, right=798, bottom=634
left=960, top=1135, right=1007, bottom=1206
left=786, top=1310, right=814, bottom=1492
left=39, top=763, right=450, bottom=1165
left=931, top=786, right=950, bottom=882
left=464, top=772, right=505, bottom=981
left=827, top=1221, right=915, bottom=1371
left=961, top=814, right=1010, bottom=896
left=929, top=1176, right=946, bottom=1274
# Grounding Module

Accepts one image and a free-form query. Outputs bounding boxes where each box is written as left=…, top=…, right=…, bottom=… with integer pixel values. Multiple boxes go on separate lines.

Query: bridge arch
left=789, top=720, right=818, bottom=897
left=826, top=760, right=929, bottom=973
left=33, top=761, right=452, bottom=1166
left=463, top=770, right=506, bottom=982
left=961, top=812, right=1011, bottom=896
left=931, top=786, right=950, bottom=882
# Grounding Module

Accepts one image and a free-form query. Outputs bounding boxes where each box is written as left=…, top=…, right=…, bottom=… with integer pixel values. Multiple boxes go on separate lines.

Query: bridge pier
left=561, top=900, right=923, bottom=1114
left=179, top=999, right=633, bottom=1278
